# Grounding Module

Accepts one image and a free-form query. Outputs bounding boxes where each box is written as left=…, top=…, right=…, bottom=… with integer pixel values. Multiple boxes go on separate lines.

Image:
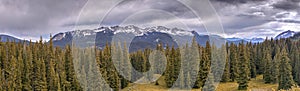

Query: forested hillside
left=0, top=36, right=299, bottom=91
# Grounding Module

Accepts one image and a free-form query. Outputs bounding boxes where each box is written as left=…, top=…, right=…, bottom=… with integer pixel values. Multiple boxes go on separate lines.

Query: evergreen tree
left=0, top=66, right=2, bottom=91
left=270, top=46, right=280, bottom=84
left=229, top=43, right=238, bottom=81
left=294, top=46, right=300, bottom=86
left=120, top=42, right=130, bottom=88
left=256, top=44, right=264, bottom=74
left=290, top=43, right=300, bottom=86
left=278, top=47, right=294, bottom=90
left=237, top=42, right=249, bottom=90
left=263, top=48, right=272, bottom=84
left=1, top=42, right=10, bottom=90
left=65, top=45, right=82, bottom=90
left=8, top=56, right=17, bottom=90
left=194, top=46, right=209, bottom=88
left=22, top=42, right=33, bottom=90
left=0, top=37, right=2, bottom=90
left=202, top=73, right=215, bottom=91
left=222, top=47, right=231, bottom=82
left=39, top=58, right=48, bottom=91
left=250, top=44, right=257, bottom=78
left=153, top=43, right=165, bottom=85
left=45, top=35, right=59, bottom=91
left=32, top=43, right=43, bottom=90
left=165, top=45, right=177, bottom=88
left=15, top=43, right=24, bottom=90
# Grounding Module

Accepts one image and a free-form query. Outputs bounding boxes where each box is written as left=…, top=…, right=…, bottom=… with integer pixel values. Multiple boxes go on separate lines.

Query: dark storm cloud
left=276, top=20, right=300, bottom=24
left=272, top=0, right=300, bottom=10
left=0, top=0, right=87, bottom=35
left=101, top=0, right=196, bottom=25
left=211, top=0, right=268, bottom=4
left=1, top=0, right=300, bottom=40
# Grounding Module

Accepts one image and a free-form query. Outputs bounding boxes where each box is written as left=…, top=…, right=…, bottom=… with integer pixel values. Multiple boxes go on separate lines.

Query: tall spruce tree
left=65, top=45, right=82, bottom=90
left=45, top=35, right=59, bottom=91
left=237, top=42, right=249, bottom=90
left=121, top=42, right=130, bottom=88
left=278, top=47, right=294, bottom=90
left=270, top=46, right=280, bottom=84
left=290, top=43, right=300, bottom=86
left=194, top=46, right=209, bottom=88
left=294, top=46, right=300, bottom=86
left=22, top=42, right=33, bottom=90
left=250, top=44, right=257, bottom=78
left=229, top=43, right=238, bottom=81
left=222, top=46, right=231, bottom=82
left=202, top=73, right=215, bottom=91
left=263, top=47, right=273, bottom=84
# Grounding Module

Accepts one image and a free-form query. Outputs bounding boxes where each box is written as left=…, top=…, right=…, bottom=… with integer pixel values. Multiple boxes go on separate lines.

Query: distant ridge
left=0, top=34, right=28, bottom=42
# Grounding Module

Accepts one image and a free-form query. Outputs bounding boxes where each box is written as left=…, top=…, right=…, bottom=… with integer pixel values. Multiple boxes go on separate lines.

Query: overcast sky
left=0, top=0, right=300, bottom=41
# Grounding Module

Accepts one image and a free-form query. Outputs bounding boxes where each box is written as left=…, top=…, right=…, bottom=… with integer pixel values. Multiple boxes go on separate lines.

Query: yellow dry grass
left=122, top=75, right=299, bottom=91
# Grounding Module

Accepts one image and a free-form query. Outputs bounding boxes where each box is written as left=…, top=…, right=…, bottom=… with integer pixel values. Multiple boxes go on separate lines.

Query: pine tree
left=229, top=43, right=238, bottom=81
left=1, top=42, right=10, bottom=90
left=202, top=73, right=215, bottom=91
left=222, top=46, right=231, bottom=82
left=0, top=66, right=2, bottom=91
left=106, top=44, right=121, bottom=91
left=256, top=44, right=264, bottom=74
left=179, top=70, right=185, bottom=89
left=22, top=42, right=33, bottom=90
left=278, top=47, right=294, bottom=90
left=121, top=42, right=131, bottom=88
left=0, top=39, right=4, bottom=91
left=45, top=35, right=59, bottom=91
left=153, top=43, right=165, bottom=85
left=290, top=43, right=300, bottom=86
left=8, top=56, right=17, bottom=90
left=14, top=48, right=23, bottom=90
left=245, top=42, right=252, bottom=80
left=194, top=45, right=202, bottom=88
left=32, top=43, right=42, bottom=90
left=270, top=46, right=280, bottom=84
left=183, top=37, right=200, bottom=88
left=65, top=45, right=82, bottom=90
left=250, top=44, right=257, bottom=78
left=165, top=45, right=176, bottom=88
left=54, top=47, right=67, bottom=91
left=263, top=47, right=272, bottom=84
left=39, top=58, right=48, bottom=91
left=294, top=46, right=300, bottom=86
left=237, top=42, right=249, bottom=90
left=194, top=46, right=210, bottom=88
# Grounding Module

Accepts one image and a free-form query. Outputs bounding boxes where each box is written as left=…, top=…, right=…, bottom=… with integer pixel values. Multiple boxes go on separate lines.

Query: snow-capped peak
left=53, top=25, right=193, bottom=40
left=52, top=25, right=194, bottom=41
left=275, top=30, right=295, bottom=39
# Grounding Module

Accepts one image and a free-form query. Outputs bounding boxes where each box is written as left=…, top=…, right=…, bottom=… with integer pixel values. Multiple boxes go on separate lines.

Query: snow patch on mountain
left=275, top=30, right=295, bottom=39
left=248, top=38, right=264, bottom=43
left=52, top=25, right=194, bottom=41
left=52, top=33, right=65, bottom=41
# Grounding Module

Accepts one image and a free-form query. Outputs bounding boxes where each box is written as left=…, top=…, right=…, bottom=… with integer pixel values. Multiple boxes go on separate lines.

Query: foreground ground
left=122, top=75, right=300, bottom=91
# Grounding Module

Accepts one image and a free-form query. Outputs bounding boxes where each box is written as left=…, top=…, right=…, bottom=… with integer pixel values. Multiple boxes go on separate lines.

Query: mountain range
left=50, top=25, right=265, bottom=52
left=0, top=25, right=298, bottom=52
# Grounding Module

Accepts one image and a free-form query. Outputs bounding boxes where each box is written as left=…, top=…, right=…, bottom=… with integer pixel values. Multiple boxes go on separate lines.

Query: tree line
left=0, top=36, right=299, bottom=91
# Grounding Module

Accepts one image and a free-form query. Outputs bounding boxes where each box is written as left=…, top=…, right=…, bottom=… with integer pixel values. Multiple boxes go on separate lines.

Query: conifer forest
left=0, top=36, right=300, bottom=91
